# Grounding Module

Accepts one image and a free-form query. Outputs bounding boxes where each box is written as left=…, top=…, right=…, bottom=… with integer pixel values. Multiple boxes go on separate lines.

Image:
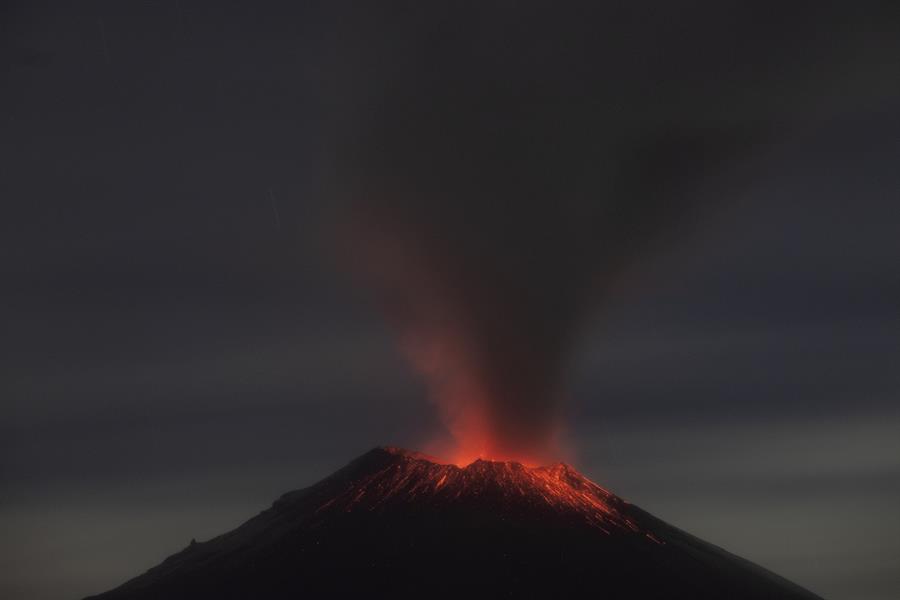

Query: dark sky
left=2, top=2, right=900, bottom=599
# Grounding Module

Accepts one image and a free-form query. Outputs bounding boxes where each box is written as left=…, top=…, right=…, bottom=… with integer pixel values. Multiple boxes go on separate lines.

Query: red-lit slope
left=87, top=447, right=821, bottom=600
left=313, top=447, right=650, bottom=537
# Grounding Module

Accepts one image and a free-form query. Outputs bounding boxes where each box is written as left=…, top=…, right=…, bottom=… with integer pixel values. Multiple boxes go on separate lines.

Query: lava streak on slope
left=313, top=447, right=646, bottom=536
left=88, top=446, right=823, bottom=600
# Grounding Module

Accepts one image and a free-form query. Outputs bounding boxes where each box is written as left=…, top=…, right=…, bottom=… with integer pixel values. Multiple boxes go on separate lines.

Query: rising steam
left=323, top=3, right=886, bottom=463
left=329, top=5, right=749, bottom=464
left=339, top=142, right=719, bottom=464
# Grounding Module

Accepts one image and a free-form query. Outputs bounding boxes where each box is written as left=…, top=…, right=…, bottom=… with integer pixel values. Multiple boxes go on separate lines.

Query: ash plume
left=325, top=3, right=900, bottom=462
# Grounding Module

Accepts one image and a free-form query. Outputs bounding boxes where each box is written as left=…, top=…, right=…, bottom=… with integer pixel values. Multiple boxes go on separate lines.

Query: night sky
left=3, top=2, right=900, bottom=599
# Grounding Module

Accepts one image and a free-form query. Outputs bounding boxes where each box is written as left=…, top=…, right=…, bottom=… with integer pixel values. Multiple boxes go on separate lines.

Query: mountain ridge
left=87, top=446, right=822, bottom=599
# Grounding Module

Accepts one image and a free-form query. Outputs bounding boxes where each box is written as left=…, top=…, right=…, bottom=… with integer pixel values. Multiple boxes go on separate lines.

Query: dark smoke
left=324, top=3, right=900, bottom=461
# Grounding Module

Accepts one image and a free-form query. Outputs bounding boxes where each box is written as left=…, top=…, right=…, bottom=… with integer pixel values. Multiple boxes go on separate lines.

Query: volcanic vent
left=87, top=447, right=821, bottom=600
left=311, top=447, right=646, bottom=536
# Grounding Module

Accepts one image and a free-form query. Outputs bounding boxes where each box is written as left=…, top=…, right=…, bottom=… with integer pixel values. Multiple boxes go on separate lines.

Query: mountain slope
left=87, top=447, right=822, bottom=599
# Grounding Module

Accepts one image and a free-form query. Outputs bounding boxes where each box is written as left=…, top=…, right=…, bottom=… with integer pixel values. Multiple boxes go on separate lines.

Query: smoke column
left=323, top=3, right=897, bottom=463
left=340, top=143, right=720, bottom=464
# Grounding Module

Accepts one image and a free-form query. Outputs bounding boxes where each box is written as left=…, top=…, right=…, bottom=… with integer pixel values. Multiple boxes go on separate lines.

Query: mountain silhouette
left=87, top=447, right=821, bottom=599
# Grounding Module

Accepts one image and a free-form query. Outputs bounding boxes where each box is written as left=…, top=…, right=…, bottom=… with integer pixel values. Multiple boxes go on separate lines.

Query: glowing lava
left=89, top=445, right=823, bottom=600
left=315, top=446, right=646, bottom=536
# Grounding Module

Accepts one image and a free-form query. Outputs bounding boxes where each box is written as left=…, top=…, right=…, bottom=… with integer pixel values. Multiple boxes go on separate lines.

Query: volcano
left=87, top=447, right=821, bottom=599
